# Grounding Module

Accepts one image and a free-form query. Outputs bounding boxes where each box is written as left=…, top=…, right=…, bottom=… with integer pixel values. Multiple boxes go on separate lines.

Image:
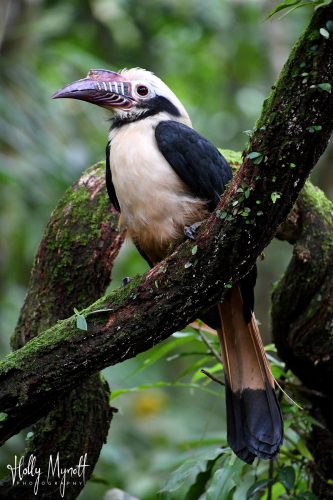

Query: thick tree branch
left=0, top=163, right=124, bottom=499
left=0, top=4, right=332, bottom=445
left=272, top=181, right=333, bottom=498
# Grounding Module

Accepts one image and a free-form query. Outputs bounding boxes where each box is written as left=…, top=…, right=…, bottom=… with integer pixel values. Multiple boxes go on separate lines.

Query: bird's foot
left=184, top=221, right=202, bottom=241
left=121, top=277, right=133, bottom=287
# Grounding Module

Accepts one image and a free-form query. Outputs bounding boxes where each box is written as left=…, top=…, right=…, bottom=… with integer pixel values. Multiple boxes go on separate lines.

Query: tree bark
left=273, top=181, right=333, bottom=498
left=0, top=1, right=332, bottom=485
left=0, top=163, right=124, bottom=499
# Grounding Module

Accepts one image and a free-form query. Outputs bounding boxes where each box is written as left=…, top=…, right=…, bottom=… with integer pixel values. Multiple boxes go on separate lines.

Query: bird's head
left=52, top=67, right=191, bottom=127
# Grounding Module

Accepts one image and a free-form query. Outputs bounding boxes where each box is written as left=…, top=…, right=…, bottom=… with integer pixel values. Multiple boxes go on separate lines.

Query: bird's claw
left=184, top=221, right=202, bottom=241
left=121, top=277, right=133, bottom=287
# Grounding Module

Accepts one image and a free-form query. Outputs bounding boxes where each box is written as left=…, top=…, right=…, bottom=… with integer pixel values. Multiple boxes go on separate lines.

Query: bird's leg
left=184, top=221, right=202, bottom=241
left=121, top=277, right=133, bottom=287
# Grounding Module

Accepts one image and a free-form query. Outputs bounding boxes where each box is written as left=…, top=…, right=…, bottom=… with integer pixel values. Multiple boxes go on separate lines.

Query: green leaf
left=296, top=436, right=314, bottom=460
left=0, top=412, right=8, bottom=422
left=206, top=457, right=244, bottom=500
left=160, top=447, right=225, bottom=498
left=191, top=245, right=198, bottom=255
left=217, top=210, right=228, bottom=220
left=290, top=162, right=296, bottom=169
left=76, top=314, right=88, bottom=331
left=320, top=27, right=330, bottom=38
left=185, top=451, right=225, bottom=500
left=247, top=151, right=262, bottom=160
left=246, top=478, right=271, bottom=499
left=142, top=335, right=198, bottom=370
left=176, top=356, right=212, bottom=380
left=317, top=82, right=332, bottom=92
left=110, top=381, right=220, bottom=401
left=271, top=192, right=281, bottom=204
left=277, top=466, right=296, bottom=491
left=307, top=125, right=322, bottom=133
left=266, top=0, right=302, bottom=19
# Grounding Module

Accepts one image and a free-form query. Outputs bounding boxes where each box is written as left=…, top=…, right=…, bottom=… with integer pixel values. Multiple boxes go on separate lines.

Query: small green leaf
left=246, top=479, right=271, bottom=499
left=326, top=20, right=333, bottom=32
left=0, top=412, right=8, bottom=422
left=290, top=162, right=296, bottom=169
left=184, top=262, right=192, bottom=269
left=154, top=280, right=159, bottom=288
left=217, top=210, right=227, bottom=219
left=277, top=466, right=296, bottom=491
left=271, top=192, right=281, bottom=204
left=317, top=82, right=332, bottom=93
left=247, top=151, right=262, bottom=160
left=191, top=245, right=198, bottom=255
left=307, top=125, right=322, bottom=133
left=76, top=314, right=88, bottom=331
left=240, top=210, right=250, bottom=217
left=296, top=436, right=314, bottom=460
left=256, top=211, right=263, bottom=216
left=225, top=283, right=232, bottom=289
left=320, top=27, right=330, bottom=39
left=266, top=0, right=301, bottom=19
left=73, top=307, right=80, bottom=315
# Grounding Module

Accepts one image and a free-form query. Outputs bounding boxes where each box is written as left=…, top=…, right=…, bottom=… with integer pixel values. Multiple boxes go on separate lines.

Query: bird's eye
left=136, top=85, right=149, bottom=97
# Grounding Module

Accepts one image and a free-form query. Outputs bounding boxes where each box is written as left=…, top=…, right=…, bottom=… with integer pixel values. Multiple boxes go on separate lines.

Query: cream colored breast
left=109, top=117, right=207, bottom=259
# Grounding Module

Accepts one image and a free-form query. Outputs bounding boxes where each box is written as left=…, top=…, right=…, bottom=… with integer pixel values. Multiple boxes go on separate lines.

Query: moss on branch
left=272, top=181, right=333, bottom=497
left=0, top=162, right=124, bottom=499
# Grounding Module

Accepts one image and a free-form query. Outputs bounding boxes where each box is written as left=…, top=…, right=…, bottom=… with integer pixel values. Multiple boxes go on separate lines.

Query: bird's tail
left=217, top=285, right=283, bottom=464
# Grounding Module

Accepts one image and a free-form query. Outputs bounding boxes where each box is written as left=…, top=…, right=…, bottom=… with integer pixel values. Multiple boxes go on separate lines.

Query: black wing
left=156, top=120, right=256, bottom=326
left=105, top=141, right=120, bottom=212
left=155, top=120, right=232, bottom=211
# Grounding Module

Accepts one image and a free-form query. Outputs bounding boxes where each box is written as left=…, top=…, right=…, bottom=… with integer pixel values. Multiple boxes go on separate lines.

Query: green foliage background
left=0, top=0, right=332, bottom=498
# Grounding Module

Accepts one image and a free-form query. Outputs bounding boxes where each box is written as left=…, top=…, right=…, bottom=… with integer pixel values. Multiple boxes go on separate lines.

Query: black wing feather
left=155, top=120, right=256, bottom=324
left=155, top=120, right=232, bottom=211
left=106, top=141, right=120, bottom=212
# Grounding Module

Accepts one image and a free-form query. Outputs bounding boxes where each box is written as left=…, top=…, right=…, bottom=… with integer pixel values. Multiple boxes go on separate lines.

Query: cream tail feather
left=217, top=285, right=283, bottom=463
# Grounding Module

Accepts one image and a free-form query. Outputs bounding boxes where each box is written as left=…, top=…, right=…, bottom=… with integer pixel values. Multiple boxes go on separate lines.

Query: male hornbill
left=53, top=68, right=283, bottom=463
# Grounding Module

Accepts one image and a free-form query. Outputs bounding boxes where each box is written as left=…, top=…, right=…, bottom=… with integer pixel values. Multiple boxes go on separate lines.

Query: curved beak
left=52, top=69, right=134, bottom=110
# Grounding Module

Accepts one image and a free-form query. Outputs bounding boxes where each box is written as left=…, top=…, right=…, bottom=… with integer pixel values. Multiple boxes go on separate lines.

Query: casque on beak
left=51, top=69, right=134, bottom=110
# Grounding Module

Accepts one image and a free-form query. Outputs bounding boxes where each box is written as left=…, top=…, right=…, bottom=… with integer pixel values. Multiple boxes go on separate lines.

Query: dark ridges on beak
left=51, top=69, right=133, bottom=110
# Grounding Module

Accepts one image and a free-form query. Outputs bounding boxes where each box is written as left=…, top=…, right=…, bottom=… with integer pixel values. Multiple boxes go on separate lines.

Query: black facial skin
left=111, top=95, right=180, bottom=128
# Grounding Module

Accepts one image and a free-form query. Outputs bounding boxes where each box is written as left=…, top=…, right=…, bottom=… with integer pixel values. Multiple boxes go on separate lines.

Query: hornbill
left=53, top=68, right=283, bottom=463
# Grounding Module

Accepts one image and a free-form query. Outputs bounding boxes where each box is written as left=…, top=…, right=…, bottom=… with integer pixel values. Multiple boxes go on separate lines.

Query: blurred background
left=0, top=0, right=332, bottom=498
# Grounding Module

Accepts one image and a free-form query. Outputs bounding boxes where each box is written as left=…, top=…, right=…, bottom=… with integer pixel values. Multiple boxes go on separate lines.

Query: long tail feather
left=217, top=285, right=283, bottom=463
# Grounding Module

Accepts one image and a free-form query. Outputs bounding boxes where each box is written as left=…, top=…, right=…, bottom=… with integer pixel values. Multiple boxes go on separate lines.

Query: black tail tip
left=225, top=383, right=283, bottom=464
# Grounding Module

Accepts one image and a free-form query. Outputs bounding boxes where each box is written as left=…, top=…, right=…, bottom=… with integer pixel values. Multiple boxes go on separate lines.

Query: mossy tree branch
left=0, top=163, right=124, bottom=499
left=273, top=181, right=333, bottom=498
left=0, top=3, right=332, bottom=452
